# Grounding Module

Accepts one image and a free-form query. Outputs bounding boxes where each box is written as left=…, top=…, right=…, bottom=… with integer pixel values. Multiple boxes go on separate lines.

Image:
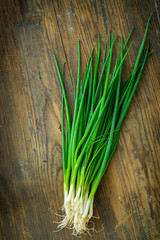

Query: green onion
left=52, top=15, right=152, bottom=235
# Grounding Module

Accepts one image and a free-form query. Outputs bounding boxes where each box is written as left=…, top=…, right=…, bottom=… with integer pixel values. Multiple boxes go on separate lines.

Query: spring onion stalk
left=52, top=15, right=151, bottom=235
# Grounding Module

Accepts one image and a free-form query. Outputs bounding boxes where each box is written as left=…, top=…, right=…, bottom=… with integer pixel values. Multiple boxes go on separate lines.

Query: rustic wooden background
left=0, top=0, right=160, bottom=239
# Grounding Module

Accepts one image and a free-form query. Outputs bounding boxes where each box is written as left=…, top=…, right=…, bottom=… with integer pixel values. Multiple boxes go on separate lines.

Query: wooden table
left=0, top=0, right=160, bottom=239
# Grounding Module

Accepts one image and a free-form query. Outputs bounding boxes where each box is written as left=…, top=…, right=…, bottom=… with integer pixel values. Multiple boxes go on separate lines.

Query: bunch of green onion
left=52, top=15, right=151, bottom=234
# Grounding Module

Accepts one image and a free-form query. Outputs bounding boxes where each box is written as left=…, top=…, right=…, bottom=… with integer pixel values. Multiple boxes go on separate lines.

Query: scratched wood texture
left=0, top=0, right=160, bottom=239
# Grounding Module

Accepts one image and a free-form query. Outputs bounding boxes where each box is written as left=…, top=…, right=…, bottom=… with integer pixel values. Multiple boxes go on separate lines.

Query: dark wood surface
left=0, top=0, right=160, bottom=239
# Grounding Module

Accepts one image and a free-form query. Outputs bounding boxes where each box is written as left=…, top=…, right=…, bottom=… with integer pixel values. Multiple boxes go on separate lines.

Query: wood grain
left=0, top=0, right=160, bottom=239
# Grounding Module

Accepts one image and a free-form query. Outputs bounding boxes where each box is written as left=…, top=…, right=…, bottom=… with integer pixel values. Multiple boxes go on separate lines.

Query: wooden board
left=0, top=0, right=160, bottom=239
